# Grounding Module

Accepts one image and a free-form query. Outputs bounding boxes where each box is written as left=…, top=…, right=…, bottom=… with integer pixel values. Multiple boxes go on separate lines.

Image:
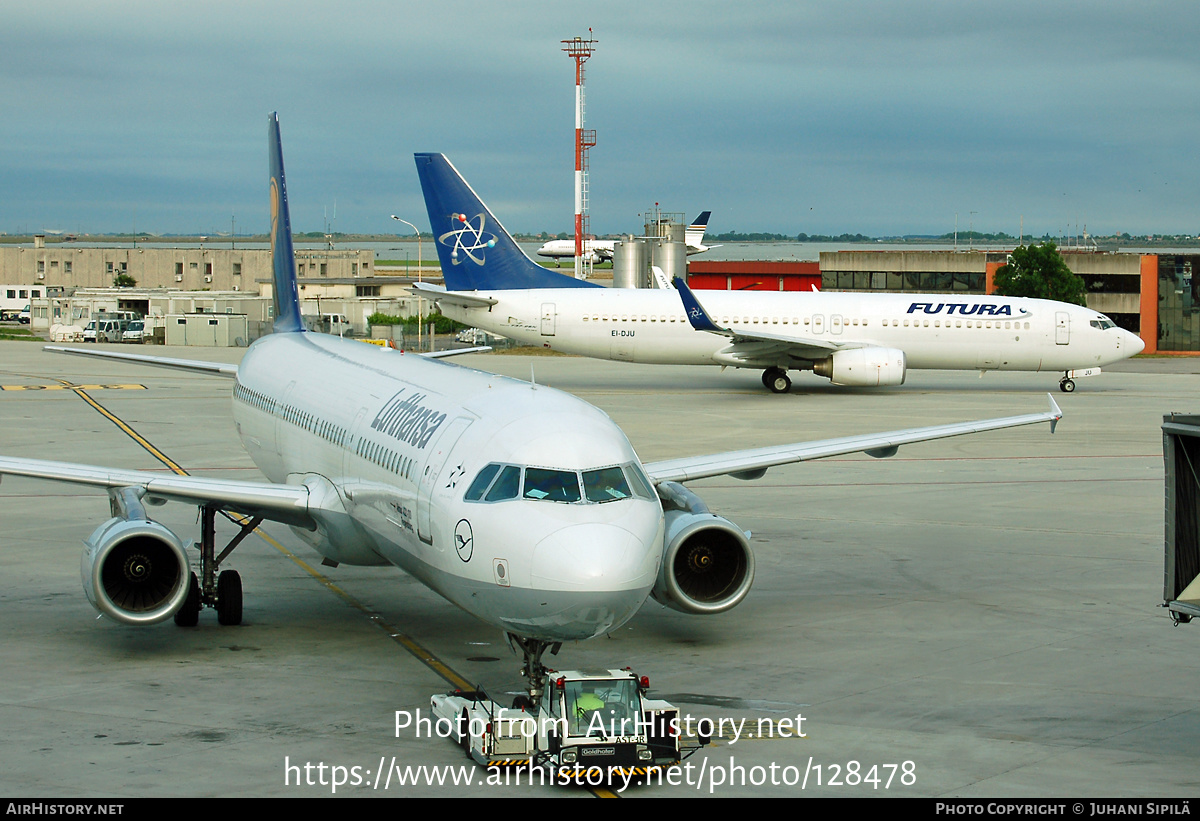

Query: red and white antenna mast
left=562, top=31, right=597, bottom=280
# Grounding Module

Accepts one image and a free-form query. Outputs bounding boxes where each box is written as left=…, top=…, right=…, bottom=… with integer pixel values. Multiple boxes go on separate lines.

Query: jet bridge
left=1163, top=413, right=1200, bottom=623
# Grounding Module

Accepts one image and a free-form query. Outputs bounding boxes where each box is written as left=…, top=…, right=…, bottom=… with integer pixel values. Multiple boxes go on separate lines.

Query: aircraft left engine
left=812, top=346, right=906, bottom=387
left=81, top=516, right=191, bottom=625
left=651, top=482, right=755, bottom=615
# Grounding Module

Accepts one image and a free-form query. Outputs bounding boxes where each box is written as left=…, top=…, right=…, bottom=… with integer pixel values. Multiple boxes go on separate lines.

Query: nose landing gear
left=508, top=633, right=562, bottom=709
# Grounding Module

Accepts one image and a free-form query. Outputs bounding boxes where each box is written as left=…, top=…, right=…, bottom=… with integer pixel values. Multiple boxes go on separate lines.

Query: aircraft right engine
left=81, top=516, right=191, bottom=625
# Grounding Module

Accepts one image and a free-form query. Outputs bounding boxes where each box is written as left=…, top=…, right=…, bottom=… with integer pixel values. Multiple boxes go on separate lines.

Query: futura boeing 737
left=414, top=153, right=1143, bottom=394
left=535, top=211, right=717, bottom=264
left=0, top=116, right=1063, bottom=698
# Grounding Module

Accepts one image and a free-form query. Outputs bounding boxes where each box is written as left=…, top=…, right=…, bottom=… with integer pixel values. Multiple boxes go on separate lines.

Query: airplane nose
left=532, top=523, right=657, bottom=592
left=1128, top=331, right=1145, bottom=356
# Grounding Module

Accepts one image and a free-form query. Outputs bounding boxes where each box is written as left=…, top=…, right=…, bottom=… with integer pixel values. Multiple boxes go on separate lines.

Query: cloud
left=2, top=0, right=1198, bottom=235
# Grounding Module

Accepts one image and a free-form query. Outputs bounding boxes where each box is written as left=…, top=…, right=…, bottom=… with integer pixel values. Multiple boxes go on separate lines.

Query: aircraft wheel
left=216, top=569, right=243, bottom=626
left=1059, top=378, right=1075, bottom=393
left=766, top=370, right=792, bottom=394
left=174, top=571, right=201, bottom=627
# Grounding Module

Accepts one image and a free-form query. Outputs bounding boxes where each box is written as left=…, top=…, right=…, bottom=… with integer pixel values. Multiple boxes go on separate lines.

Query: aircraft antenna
left=562, top=31, right=598, bottom=282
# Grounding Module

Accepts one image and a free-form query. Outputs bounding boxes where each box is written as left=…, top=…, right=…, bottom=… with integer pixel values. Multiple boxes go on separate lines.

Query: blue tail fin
left=414, top=153, right=600, bottom=291
left=268, top=113, right=305, bottom=333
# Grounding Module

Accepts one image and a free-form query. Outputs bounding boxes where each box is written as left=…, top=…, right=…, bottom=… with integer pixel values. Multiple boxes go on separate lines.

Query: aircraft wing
left=44, top=346, right=238, bottom=377
left=0, top=456, right=315, bottom=527
left=643, top=395, right=1062, bottom=483
left=422, top=346, right=491, bottom=359
left=673, top=277, right=857, bottom=361
left=411, top=281, right=498, bottom=307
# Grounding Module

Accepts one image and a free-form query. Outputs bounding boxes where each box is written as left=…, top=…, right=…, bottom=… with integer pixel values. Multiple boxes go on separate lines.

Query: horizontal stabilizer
left=45, top=346, right=237, bottom=377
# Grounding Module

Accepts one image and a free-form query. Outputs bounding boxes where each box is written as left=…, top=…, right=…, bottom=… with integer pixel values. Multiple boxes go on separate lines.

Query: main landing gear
left=174, top=504, right=260, bottom=627
left=762, top=367, right=791, bottom=394
left=507, top=633, right=562, bottom=710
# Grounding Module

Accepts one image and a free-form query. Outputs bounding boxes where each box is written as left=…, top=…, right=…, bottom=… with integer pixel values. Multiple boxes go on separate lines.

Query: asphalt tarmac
left=1, top=342, right=1197, bottom=798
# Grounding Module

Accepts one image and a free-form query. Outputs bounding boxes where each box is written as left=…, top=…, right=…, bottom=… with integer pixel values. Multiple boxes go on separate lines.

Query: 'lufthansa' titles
left=371, top=390, right=447, bottom=449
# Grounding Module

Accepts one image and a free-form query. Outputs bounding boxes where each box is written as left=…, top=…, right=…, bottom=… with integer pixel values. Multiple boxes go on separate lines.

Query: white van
left=83, top=319, right=126, bottom=343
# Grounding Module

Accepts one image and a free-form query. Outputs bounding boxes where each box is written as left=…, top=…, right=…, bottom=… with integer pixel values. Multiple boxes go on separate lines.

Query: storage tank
left=612, top=236, right=648, bottom=289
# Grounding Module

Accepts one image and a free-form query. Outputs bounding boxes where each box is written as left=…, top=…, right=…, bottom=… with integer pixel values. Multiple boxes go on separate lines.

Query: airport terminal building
left=696, top=249, right=1198, bottom=355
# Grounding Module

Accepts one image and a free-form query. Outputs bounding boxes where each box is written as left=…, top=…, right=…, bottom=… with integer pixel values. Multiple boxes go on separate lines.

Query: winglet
left=1048, top=393, right=1062, bottom=434
left=268, top=113, right=305, bottom=334
left=674, top=277, right=726, bottom=334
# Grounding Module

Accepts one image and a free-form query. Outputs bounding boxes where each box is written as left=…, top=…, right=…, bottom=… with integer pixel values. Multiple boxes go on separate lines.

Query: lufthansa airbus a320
left=0, top=115, right=1063, bottom=696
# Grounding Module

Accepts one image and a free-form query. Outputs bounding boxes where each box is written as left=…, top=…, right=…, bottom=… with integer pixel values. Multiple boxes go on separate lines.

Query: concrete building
left=6, top=244, right=424, bottom=342
left=0, top=245, right=375, bottom=294
left=30, top=286, right=421, bottom=342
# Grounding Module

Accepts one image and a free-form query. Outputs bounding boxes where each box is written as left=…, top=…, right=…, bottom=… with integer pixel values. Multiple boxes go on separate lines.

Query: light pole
left=391, top=216, right=423, bottom=350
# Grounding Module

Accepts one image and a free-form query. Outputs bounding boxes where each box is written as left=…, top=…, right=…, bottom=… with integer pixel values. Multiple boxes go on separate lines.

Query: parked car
left=122, top=320, right=148, bottom=343
left=83, top=319, right=126, bottom=343
left=456, top=327, right=505, bottom=345
left=18, top=305, right=30, bottom=324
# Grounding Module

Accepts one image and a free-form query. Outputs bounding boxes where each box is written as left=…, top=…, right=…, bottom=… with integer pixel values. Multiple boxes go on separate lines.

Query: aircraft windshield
left=582, top=466, right=631, bottom=502
left=523, top=468, right=582, bottom=503
left=465, top=462, right=656, bottom=505
left=1090, top=318, right=1117, bottom=330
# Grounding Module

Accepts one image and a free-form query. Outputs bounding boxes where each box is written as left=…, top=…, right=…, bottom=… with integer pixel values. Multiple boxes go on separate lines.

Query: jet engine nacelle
left=651, top=508, right=755, bottom=615
left=813, top=347, right=907, bottom=387
left=81, top=516, right=190, bottom=625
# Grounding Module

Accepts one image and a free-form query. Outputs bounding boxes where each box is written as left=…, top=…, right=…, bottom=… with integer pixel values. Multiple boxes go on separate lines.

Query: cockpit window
left=465, top=461, right=656, bottom=505
left=523, top=468, right=582, bottom=503
left=583, top=467, right=631, bottom=503
left=1090, top=318, right=1117, bottom=330
left=465, top=463, right=502, bottom=501
left=624, top=462, right=657, bottom=500
left=484, top=465, right=521, bottom=502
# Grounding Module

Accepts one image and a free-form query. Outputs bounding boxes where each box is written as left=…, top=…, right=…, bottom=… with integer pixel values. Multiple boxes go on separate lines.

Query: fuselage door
left=417, top=416, right=473, bottom=545
left=1055, top=312, right=1070, bottom=345
left=812, top=314, right=825, bottom=334
left=830, top=314, right=843, bottom=335
left=540, top=302, right=556, bottom=336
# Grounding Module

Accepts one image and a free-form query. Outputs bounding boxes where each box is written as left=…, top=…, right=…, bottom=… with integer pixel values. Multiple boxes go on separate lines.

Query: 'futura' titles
left=907, top=302, right=1028, bottom=317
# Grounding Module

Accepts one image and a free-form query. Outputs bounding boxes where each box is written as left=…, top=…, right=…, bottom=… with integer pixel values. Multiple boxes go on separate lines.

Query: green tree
left=113, top=273, right=137, bottom=288
left=993, top=242, right=1086, bottom=306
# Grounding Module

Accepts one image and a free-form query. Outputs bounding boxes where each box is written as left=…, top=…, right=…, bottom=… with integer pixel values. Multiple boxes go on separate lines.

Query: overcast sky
left=3, top=1, right=1198, bottom=238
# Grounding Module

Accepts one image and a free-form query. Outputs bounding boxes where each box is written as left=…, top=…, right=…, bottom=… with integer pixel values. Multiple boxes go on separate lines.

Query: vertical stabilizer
left=685, top=211, right=712, bottom=252
left=269, top=113, right=305, bottom=334
left=414, top=153, right=600, bottom=291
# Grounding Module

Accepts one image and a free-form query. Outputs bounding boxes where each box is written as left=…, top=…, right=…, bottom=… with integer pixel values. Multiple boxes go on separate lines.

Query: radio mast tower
left=562, top=32, right=597, bottom=280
